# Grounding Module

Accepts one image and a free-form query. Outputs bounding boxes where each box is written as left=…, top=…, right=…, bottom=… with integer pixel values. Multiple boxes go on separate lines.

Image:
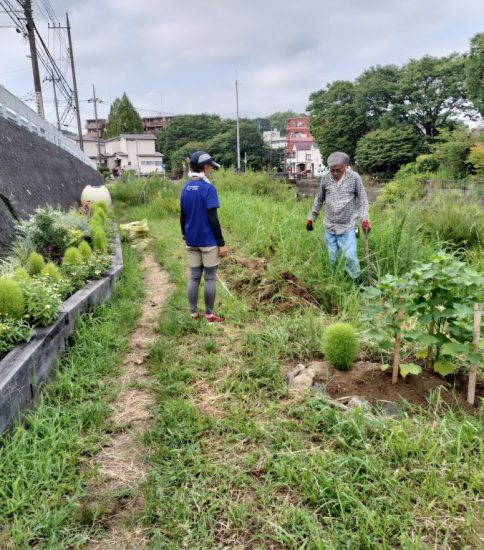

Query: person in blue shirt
left=180, top=151, right=228, bottom=322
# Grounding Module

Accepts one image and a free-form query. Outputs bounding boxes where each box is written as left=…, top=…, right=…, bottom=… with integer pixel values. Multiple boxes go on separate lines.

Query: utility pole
left=45, top=73, right=61, bottom=129
left=65, top=13, right=83, bottom=150
left=88, top=84, right=102, bottom=167
left=235, top=78, right=241, bottom=172
left=23, top=0, right=44, bottom=118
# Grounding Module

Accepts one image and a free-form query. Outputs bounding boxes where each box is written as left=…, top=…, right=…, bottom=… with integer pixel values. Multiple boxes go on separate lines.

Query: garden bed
left=0, top=232, right=123, bottom=436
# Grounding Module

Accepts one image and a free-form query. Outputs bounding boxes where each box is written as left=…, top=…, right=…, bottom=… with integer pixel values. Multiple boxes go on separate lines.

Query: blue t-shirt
left=180, top=178, right=221, bottom=246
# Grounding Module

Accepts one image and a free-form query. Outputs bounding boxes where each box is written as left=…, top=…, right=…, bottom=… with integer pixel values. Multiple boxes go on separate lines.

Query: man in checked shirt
left=306, top=151, right=371, bottom=280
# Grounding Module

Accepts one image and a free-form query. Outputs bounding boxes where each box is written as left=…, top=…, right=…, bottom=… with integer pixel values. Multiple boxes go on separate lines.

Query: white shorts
left=186, top=246, right=219, bottom=268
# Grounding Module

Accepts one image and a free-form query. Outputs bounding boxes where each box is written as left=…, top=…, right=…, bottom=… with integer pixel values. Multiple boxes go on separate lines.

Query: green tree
left=307, top=81, right=368, bottom=161
left=355, top=65, right=401, bottom=129
left=355, top=127, right=425, bottom=176
left=206, top=120, right=265, bottom=170
left=266, top=110, right=303, bottom=136
left=431, top=128, right=473, bottom=178
left=396, top=54, right=472, bottom=137
left=104, top=93, right=143, bottom=138
left=466, top=33, right=484, bottom=116
left=156, top=114, right=226, bottom=170
left=170, top=141, right=206, bottom=177
left=467, top=143, right=484, bottom=175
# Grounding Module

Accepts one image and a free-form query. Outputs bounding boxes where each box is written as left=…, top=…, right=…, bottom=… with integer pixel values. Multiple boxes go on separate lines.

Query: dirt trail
left=87, top=253, right=172, bottom=549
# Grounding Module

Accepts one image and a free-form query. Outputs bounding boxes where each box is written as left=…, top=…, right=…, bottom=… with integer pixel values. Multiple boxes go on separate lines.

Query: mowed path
left=87, top=252, right=172, bottom=549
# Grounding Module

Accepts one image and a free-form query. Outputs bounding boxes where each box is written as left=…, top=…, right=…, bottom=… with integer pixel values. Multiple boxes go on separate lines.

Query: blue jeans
left=324, top=229, right=360, bottom=279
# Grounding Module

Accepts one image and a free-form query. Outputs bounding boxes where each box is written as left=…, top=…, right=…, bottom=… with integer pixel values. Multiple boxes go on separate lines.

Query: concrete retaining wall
left=0, top=234, right=123, bottom=436
left=0, top=116, right=103, bottom=255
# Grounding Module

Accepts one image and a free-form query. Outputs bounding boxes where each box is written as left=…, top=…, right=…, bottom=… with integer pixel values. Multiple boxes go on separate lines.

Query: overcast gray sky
left=0, top=0, right=482, bottom=133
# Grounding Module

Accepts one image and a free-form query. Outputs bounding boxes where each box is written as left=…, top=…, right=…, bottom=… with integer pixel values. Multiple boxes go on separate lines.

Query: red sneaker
left=205, top=313, right=224, bottom=323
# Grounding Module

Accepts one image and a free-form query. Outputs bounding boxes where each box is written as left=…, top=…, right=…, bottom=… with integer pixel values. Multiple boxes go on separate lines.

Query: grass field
left=0, top=172, right=482, bottom=548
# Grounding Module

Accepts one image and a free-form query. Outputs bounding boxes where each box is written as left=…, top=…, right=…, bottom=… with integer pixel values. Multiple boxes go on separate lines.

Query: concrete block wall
left=0, top=116, right=103, bottom=255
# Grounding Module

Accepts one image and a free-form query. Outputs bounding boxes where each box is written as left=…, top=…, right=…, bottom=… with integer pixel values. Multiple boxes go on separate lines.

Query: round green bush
left=90, top=210, right=107, bottom=227
left=0, top=277, right=24, bottom=320
left=62, top=246, right=83, bottom=267
left=27, top=252, right=46, bottom=276
left=94, top=201, right=109, bottom=214
left=42, top=262, right=61, bottom=282
left=12, top=267, right=30, bottom=282
left=91, top=227, right=108, bottom=253
left=78, top=240, right=93, bottom=260
left=322, top=322, right=358, bottom=370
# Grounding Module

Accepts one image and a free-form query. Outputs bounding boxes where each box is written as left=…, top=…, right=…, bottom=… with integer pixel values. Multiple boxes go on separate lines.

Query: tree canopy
left=308, top=49, right=478, bottom=174
left=104, top=93, right=144, bottom=138
left=308, top=81, right=368, bottom=161
left=466, top=32, right=484, bottom=116
left=355, top=127, right=425, bottom=176
left=155, top=114, right=227, bottom=170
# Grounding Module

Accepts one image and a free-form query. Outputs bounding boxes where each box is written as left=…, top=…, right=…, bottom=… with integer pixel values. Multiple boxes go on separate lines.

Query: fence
left=0, top=84, right=94, bottom=168
left=292, top=176, right=484, bottom=204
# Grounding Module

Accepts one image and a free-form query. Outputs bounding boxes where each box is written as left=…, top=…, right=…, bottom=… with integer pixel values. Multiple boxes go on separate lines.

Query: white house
left=104, top=134, right=163, bottom=175
left=287, top=141, right=323, bottom=176
left=76, top=133, right=164, bottom=175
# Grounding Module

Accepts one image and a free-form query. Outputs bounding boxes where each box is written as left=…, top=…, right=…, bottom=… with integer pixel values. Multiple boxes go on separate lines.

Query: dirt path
left=87, top=252, right=172, bottom=549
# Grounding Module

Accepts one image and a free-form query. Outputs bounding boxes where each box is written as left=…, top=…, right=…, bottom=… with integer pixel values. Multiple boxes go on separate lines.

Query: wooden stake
left=392, top=308, right=404, bottom=384
left=467, top=303, right=481, bottom=405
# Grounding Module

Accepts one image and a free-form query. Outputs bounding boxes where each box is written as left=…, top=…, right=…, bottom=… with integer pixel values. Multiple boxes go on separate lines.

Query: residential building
left=285, top=117, right=323, bottom=176
left=142, top=115, right=174, bottom=134
left=262, top=129, right=287, bottom=149
left=85, top=118, right=107, bottom=138
left=79, top=135, right=107, bottom=166
left=84, top=115, right=174, bottom=138
left=75, top=133, right=163, bottom=174
left=104, top=134, right=163, bottom=175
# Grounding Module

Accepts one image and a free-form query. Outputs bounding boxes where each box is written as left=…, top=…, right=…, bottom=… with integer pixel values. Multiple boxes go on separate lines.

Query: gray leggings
left=188, top=266, right=217, bottom=314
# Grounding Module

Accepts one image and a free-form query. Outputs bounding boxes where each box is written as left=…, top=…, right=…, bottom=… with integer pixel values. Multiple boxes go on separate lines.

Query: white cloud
left=1, top=0, right=482, bottom=129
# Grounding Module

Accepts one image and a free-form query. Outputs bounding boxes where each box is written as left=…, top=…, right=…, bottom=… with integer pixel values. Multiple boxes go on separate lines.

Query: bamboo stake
left=392, top=308, right=404, bottom=384
left=467, top=303, right=481, bottom=405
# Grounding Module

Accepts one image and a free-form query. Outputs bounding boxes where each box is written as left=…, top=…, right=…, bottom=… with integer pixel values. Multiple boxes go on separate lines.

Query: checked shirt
left=308, top=170, right=369, bottom=235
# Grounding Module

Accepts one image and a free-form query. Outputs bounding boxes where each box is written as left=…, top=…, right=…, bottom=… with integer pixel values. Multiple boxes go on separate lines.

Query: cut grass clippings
left=0, top=245, right=143, bottom=548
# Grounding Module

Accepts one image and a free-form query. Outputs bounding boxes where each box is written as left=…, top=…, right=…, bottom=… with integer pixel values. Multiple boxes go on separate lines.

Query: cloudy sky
left=0, top=0, right=482, bottom=133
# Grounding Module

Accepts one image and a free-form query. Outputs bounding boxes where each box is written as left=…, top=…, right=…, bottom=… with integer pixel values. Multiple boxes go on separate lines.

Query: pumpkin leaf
left=400, top=363, right=422, bottom=379
left=434, top=361, right=458, bottom=377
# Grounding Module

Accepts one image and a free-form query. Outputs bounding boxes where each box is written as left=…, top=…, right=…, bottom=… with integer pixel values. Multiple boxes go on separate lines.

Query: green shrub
left=91, top=207, right=107, bottom=225
left=0, top=319, right=33, bottom=355
left=42, top=262, right=61, bottom=282
left=415, top=154, right=439, bottom=174
left=24, top=209, right=68, bottom=261
left=375, top=175, right=426, bottom=206
left=18, top=278, right=62, bottom=326
left=0, top=277, right=24, bottom=320
left=92, top=201, right=109, bottom=215
left=12, top=267, right=30, bottom=282
left=78, top=241, right=93, bottom=261
left=27, top=252, right=46, bottom=276
left=322, top=322, right=358, bottom=370
left=62, top=247, right=83, bottom=267
left=91, top=227, right=108, bottom=253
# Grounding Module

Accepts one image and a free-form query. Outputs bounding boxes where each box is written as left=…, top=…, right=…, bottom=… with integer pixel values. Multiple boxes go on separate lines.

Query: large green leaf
left=434, top=361, right=459, bottom=377
left=400, top=363, right=422, bottom=379
left=416, top=334, right=440, bottom=345
left=441, top=342, right=468, bottom=356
